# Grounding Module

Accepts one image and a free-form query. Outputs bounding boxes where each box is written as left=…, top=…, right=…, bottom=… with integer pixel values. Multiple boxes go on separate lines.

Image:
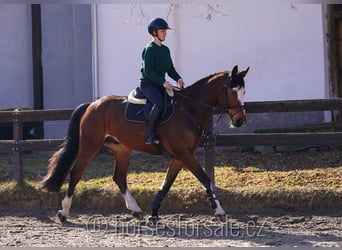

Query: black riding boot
left=145, top=105, right=161, bottom=144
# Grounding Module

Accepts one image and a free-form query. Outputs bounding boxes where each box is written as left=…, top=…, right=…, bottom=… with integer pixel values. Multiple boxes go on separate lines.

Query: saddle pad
left=124, top=102, right=175, bottom=124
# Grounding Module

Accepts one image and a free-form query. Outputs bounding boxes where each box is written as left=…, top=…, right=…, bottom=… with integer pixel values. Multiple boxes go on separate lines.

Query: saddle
left=125, top=87, right=175, bottom=124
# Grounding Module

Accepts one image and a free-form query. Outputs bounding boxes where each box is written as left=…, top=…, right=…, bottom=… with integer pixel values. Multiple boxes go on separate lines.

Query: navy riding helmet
left=148, top=18, right=171, bottom=35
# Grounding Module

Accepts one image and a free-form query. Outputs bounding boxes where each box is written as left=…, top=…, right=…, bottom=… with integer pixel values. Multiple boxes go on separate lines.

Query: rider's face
left=156, top=29, right=167, bottom=41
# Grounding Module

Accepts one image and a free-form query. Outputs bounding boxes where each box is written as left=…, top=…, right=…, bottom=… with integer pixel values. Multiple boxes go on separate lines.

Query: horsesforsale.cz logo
left=86, top=214, right=109, bottom=235
left=85, top=214, right=266, bottom=238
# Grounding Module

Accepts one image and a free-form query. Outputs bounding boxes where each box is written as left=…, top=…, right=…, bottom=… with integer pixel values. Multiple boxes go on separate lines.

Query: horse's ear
left=231, top=65, right=238, bottom=76
left=240, top=67, right=250, bottom=78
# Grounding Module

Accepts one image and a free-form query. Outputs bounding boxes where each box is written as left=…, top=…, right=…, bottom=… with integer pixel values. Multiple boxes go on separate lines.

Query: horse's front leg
left=149, top=159, right=183, bottom=223
left=183, top=153, right=226, bottom=218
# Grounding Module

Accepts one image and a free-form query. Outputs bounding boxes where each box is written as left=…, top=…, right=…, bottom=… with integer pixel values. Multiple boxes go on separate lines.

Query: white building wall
left=0, top=2, right=327, bottom=139
left=96, top=2, right=325, bottom=102
left=41, top=5, right=93, bottom=139
left=96, top=4, right=178, bottom=97
left=0, top=5, right=33, bottom=109
left=42, top=5, right=93, bottom=110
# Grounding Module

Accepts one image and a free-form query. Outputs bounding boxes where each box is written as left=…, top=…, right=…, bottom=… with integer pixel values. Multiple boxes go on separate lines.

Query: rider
left=140, top=17, right=184, bottom=145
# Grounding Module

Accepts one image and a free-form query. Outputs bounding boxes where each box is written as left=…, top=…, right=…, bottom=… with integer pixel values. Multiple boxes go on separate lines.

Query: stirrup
left=153, top=134, right=160, bottom=144
left=153, top=138, right=160, bottom=144
left=145, top=134, right=160, bottom=145
left=145, top=139, right=160, bottom=145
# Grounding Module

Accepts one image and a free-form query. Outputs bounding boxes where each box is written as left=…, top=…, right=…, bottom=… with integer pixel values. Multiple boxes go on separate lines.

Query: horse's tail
left=42, top=102, right=91, bottom=192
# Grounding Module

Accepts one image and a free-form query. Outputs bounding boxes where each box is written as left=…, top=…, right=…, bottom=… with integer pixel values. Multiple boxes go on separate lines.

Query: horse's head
left=219, top=65, right=249, bottom=128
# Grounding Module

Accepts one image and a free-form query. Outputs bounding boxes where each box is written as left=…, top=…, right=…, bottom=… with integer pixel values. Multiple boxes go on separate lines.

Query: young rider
left=140, top=18, right=184, bottom=144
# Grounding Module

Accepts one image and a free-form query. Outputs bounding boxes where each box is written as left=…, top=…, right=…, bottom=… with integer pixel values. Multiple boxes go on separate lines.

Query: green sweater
left=140, top=41, right=181, bottom=86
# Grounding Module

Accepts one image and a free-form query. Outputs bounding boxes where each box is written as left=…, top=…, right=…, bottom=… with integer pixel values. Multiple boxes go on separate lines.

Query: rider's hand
left=163, top=81, right=173, bottom=90
left=178, top=79, right=185, bottom=89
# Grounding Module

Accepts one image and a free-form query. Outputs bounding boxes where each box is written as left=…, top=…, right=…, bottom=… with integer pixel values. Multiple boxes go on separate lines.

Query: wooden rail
left=203, top=98, right=342, bottom=184
left=0, top=109, right=73, bottom=181
left=1, top=99, right=342, bottom=182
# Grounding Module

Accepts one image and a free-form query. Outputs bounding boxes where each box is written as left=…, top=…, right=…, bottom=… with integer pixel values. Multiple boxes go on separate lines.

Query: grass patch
left=0, top=148, right=341, bottom=212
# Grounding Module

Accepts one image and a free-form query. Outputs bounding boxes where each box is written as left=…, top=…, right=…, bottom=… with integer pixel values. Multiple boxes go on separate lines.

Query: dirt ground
left=0, top=148, right=341, bottom=247
left=0, top=208, right=341, bottom=247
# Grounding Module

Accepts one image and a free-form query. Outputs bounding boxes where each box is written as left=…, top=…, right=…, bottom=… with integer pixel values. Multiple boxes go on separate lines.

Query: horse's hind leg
left=149, top=159, right=183, bottom=222
left=58, top=137, right=104, bottom=222
left=106, top=143, right=143, bottom=218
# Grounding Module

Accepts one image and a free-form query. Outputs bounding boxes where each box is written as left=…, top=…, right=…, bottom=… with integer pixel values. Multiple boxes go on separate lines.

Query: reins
left=173, top=90, right=215, bottom=111
left=172, top=81, right=245, bottom=141
left=173, top=87, right=236, bottom=141
left=201, top=112, right=225, bottom=142
left=173, top=86, right=245, bottom=111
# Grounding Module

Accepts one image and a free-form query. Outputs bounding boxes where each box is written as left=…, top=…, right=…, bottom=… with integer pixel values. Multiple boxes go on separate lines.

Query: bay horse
left=42, top=65, right=249, bottom=222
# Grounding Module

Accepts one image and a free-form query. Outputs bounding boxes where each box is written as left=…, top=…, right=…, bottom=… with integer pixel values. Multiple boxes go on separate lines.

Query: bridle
left=222, top=73, right=246, bottom=120
left=173, top=74, right=245, bottom=117
left=173, top=74, right=245, bottom=137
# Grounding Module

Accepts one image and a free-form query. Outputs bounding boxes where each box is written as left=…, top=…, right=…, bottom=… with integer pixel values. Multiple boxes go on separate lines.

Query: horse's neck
left=175, top=98, right=212, bottom=130
left=185, top=72, right=226, bottom=105
left=177, top=73, right=225, bottom=128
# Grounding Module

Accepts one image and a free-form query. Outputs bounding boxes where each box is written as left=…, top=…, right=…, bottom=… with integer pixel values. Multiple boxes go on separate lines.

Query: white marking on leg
left=209, top=183, right=225, bottom=215
left=214, top=200, right=226, bottom=215
left=58, top=195, right=73, bottom=217
left=122, top=190, right=142, bottom=213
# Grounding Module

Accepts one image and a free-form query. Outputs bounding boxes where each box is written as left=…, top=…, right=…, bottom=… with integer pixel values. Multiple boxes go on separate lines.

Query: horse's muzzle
left=231, top=111, right=246, bottom=128
left=233, top=118, right=245, bottom=128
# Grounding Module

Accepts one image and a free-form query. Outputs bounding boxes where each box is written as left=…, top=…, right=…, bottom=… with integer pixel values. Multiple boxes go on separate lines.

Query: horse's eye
left=232, top=91, right=237, bottom=98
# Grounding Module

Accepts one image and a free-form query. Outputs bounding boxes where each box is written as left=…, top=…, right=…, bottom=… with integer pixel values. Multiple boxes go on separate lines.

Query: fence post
left=204, top=115, right=215, bottom=188
left=12, top=110, right=23, bottom=182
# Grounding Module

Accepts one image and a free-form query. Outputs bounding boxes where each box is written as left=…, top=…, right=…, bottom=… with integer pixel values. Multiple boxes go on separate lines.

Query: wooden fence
left=1, top=99, right=342, bottom=182
left=203, top=99, right=342, bottom=184
left=0, top=109, right=72, bottom=181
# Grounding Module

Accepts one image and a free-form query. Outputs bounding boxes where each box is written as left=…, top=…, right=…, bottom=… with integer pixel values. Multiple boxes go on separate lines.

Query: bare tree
left=125, top=3, right=226, bottom=24
left=204, top=4, right=227, bottom=21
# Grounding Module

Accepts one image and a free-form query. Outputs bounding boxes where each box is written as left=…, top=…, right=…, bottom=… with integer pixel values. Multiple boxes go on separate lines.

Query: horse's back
left=93, top=95, right=127, bottom=105
left=87, top=95, right=127, bottom=113
left=78, top=95, right=127, bottom=131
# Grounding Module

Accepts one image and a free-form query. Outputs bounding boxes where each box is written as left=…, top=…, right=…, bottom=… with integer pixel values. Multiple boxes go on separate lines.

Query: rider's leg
left=140, top=83, right=164, bottom=144
left=145, top=104, right=161, bottom=144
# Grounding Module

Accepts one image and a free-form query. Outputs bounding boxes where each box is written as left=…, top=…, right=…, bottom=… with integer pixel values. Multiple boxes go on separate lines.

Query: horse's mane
left=195, top=71, right=227, bottom=85
left=181, top=71, right=228, bottom=94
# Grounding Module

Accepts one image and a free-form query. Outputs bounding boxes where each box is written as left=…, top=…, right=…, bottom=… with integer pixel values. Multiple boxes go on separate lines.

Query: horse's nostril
left=234, top=119, right=244, bottom=127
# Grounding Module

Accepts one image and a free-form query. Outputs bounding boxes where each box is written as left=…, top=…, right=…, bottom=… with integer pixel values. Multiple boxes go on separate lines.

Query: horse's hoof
left=132, top=211, right=144, bottom=220
left=214, top=214, right=226, bottom=222
left=57, top=211, right=67, bottom=223
left=147, top=215, right=158, bottom=225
